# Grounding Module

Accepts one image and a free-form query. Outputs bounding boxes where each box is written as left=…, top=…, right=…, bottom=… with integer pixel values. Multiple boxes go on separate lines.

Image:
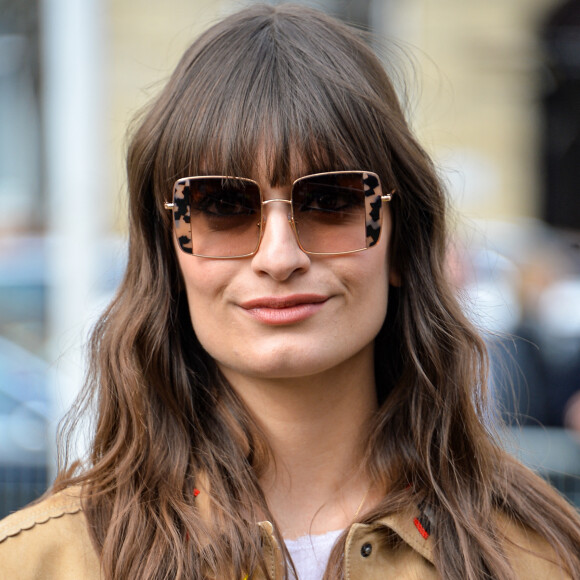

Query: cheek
left=176, top=254, right=231, bottom=330
left=362, top=268, right=389, bottom=335
left=342, top=244, right=390, bottom=336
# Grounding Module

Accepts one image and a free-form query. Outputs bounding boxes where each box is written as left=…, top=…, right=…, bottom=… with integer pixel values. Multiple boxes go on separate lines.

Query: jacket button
left=361, top=543, right=372, bottom=557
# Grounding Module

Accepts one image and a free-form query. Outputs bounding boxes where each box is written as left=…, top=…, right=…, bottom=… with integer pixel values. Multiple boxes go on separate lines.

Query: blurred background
left=0, top=0, right=578, bottom=517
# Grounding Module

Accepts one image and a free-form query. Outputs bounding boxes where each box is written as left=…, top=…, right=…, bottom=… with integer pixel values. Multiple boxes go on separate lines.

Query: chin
left=229, top=357, right=327, bottom=380
left=222, top=346, right=362, bottom=382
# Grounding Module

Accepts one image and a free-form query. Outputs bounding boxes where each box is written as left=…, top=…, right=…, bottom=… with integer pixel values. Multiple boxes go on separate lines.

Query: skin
left=176, top=175, right=396, bottom=537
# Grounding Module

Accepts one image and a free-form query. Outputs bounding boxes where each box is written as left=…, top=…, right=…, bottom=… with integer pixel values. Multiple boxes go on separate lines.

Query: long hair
left=55, top=4, right=580, bottom=579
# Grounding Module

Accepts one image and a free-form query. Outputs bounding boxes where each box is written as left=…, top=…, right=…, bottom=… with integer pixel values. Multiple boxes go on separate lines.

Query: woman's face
left=176, top=174, right=395, bottom=382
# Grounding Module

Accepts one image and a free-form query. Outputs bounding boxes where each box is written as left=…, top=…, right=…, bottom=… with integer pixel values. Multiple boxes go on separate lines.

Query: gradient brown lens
left=291, top=173, right=367, bottom=253
left=182, top=177, right=261, bottom=257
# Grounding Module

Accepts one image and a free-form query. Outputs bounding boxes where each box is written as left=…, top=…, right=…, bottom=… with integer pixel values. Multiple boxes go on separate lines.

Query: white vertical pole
left=41, top=0, right=107, bottom=477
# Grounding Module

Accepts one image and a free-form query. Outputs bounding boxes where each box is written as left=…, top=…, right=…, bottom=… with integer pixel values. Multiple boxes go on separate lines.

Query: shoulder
left=0, top=486, right=101, bottom=580
left=496, top=511, right=574, bottom=579
left=0, top=486, right=83, bottom=541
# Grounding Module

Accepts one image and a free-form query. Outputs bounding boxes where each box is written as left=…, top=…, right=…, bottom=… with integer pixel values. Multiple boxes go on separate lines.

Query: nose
left=250, top=199, right=311, bottom=280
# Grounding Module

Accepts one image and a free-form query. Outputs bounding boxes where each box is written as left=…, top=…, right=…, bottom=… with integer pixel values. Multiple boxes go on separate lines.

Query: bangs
left=153, top=7, right=394, bottom=190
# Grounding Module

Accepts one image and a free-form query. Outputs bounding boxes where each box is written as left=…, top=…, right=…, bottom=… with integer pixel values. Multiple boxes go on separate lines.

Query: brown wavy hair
left=55, top=3, right=580, bottom=579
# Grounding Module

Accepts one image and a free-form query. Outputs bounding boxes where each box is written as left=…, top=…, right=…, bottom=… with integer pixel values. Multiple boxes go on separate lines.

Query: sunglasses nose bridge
left=258, top=198, right=300, bottom=247
left=261, top=198, right=293, bottom=223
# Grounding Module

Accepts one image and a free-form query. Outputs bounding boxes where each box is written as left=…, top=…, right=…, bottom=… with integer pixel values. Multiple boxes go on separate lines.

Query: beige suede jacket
left=0, top=487, right=571, bottom=579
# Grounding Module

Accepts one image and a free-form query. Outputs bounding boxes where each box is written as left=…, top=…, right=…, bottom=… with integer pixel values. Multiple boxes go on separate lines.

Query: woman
left=1, top=4, right=579, bottom=579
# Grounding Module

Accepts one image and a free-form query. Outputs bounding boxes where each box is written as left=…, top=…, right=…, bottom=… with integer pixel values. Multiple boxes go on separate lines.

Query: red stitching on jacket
left=413, top=517, right=429, bottom=539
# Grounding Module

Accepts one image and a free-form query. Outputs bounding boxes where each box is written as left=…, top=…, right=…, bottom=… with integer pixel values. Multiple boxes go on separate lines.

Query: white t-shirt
left=284, top=529, right=343, bottom=580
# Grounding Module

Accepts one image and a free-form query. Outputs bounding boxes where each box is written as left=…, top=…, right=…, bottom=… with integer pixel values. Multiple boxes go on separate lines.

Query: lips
left=240, top=294, right=328, bottom=309
left=239, top=294, right=328, bottom=325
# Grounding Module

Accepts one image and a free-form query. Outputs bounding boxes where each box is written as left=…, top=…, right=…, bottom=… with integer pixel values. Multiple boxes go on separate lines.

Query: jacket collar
left=255, top=501, right=435, bottom=579
left=370, top=502, right=434, bottom=563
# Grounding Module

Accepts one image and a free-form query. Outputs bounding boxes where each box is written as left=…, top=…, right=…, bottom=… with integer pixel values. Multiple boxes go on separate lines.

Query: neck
left=220, top=345, right=379, bottom=538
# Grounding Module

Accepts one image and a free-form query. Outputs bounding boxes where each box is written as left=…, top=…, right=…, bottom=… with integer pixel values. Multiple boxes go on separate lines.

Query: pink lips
left=239, top=294, right=328, bottom=325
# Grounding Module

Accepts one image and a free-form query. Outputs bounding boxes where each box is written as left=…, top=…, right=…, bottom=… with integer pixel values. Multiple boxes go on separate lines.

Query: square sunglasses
left=164, top=170, right=393, bottom=259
